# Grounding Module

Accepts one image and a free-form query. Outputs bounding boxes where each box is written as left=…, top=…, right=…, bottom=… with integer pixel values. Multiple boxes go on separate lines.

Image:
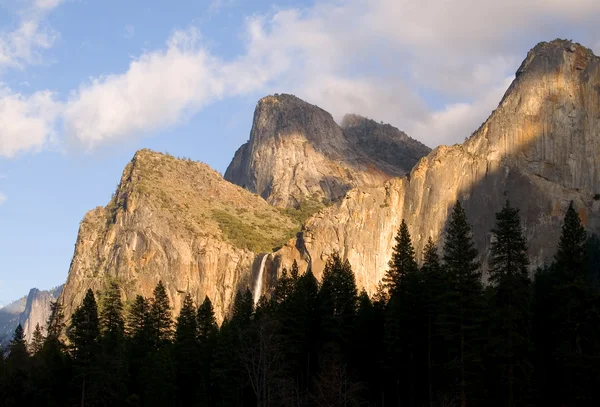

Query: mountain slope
left=59, top=150, right=300, bottom=323
left=0, top=285, right=62, bottom=343
left=272, top=39, right=600, bottom=291
left=224, top=94, right=430, bottom=208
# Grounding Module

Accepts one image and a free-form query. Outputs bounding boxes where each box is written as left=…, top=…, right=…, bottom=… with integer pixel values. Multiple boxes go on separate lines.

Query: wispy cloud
left=0, top=192, right=6, bottom=205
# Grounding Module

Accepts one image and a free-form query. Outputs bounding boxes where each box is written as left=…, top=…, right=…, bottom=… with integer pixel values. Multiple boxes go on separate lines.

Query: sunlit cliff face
left=274, top=40, right=600, bottom=294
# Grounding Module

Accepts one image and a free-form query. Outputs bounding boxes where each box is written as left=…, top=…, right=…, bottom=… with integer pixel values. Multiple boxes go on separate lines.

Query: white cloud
left=0, top=192, right=6, bottom=205
left=0, top=85, right=61, bottom=157
left=0, top=20, right=58, bottom=70
left=6, top=0, right=600, bottom=156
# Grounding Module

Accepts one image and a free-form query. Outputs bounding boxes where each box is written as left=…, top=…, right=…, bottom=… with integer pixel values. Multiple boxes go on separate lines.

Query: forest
left=1, top=200, right=599, bottom=407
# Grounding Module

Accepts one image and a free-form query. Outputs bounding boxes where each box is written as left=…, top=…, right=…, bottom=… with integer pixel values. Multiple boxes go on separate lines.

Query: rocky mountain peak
left=225, top=94, right=430, bottom=208
left=465, top=39, right=600, bottom=193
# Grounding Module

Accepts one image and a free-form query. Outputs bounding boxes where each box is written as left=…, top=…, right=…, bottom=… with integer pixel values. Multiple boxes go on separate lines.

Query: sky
left=0, top=0, right=599, bottom=304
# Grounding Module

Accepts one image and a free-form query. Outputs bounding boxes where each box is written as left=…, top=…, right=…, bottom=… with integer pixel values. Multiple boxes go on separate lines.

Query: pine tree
left=487, top=201, right=531, bottom=407
left=441, top=200, right=485, bottom=407
left=46, top=300, right=65, bottom=342
left=318, top=253, right=358, bottom=363
left=99, top=281, right=127, bottom=405
left=8, top=324, right=29, bottom=364
left=68, top=288, right=101, bottom=407
left=545, top=201, right=599, bottom=405
left=421, top=237, right=445, bottom=407
left=383, top=219, right=418, bottom=294
left=126, top=295, right=153, bottom=401
left=29, top=323, right=45, bottom=355
left=100, top=281, right=125, bottom=344
left=150, top=281, right=173, bottom=346
left=174, top=294, right=200, bottom=406
left=197, top=296, right=218, bottom=404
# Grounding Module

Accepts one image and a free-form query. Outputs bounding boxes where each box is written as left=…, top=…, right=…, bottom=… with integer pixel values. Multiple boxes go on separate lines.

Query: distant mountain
left=0, top=285, right=63, bottom=344
left=224, top=94, right=430, bottom=208
left=56, top=39, right=600, bottom=325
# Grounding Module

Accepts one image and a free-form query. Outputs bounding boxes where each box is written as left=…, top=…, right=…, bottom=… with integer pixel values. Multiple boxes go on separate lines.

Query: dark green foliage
left=174, top=294, right=200, bottom=406
left=441, top=200, right=485, bottom=406
left=29, top=323, right=45, bottom=355
left=150, top=281, right=173, bottom=346
left=68, top=288, right=101, bottom=406
left=3, top=201, right=600, bottom=407
left=486, top=201, right=532, bottom=407
left=533, top=201, right=600, bottom=406
left=99, top=281, right=127, bottom=405
left=383, top=219, right=418, bottom=294
left=318, top=253, right=358, bottom=362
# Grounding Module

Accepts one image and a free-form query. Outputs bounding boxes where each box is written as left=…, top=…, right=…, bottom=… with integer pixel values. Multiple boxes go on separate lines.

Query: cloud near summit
left=1, top=0, right=600, bottom=157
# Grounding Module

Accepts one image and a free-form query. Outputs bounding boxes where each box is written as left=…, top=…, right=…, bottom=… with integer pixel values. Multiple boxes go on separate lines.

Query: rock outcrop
left=0, top=286, right=62, bottom=343
left=59, top=150, right=300, bottom=323
left=57, top=39, right=600, bottom=325
left=224, top=94, right=430, bottom=208
left=19, top=286, right=62, bottom=341
left=272, top=39, right=600, bottom=292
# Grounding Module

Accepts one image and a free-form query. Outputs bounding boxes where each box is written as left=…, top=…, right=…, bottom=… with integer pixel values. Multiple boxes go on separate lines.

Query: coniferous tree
left=197, top=296, right=218, bottom=405
left=68, top=288, right=101, bottom=407
left=8, top=324, right=29, bottom=365
left=46, top=300, right=65, bottom=343
left=126, top=295, right=152, bottom=400
left=383, top=219, right=418, bottom=294
left=421, top=237, right=446, bottom=407
left=174, top=294, right=200, bottom=406
left=536, top=201, right=600, bottom=406
left=29, top=323, right=45, bottom=355
left=150, top=281, right=173, bottom=347
left=318, top=253, right=358, bottom=363
left=487, top=201, right=531, bottom=407
left=99, top=281, right=127, bottom=406
left=383, top=220, right=423, bottom=407
left=442, top=200, right=485, bottom=407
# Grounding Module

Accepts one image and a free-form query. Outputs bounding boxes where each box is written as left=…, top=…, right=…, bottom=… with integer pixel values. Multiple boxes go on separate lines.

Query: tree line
left=1, top=200, right=599, bottom=406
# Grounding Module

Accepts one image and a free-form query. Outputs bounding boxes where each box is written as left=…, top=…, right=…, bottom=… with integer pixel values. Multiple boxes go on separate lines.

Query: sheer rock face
left=224, top=94, right=430, bottom=208
left=0, top=286, right=62, bottom=343
left=273, top=40, right=600, bottom=292
left=59, top=150, right=300, bottom=323
left=58, top=39, right=600, bottom=323
left=19, top=286, right=62, bottom=341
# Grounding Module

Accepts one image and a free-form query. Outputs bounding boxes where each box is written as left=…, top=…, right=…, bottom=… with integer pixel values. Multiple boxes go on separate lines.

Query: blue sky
left=0, top=0, right=599, bottom=304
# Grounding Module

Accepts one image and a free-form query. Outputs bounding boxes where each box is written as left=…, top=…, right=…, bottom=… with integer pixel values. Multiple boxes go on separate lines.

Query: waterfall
left=253, top=254, right=269, bottom=305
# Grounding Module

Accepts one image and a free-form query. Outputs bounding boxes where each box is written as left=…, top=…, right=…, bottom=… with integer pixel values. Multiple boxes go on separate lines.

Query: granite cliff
left=271, top=39, right=600, bottom=292
left=58, top=39, right=600, bottom=324
left=59, top=150, right=300, bottom=323
left=224, top=94, right=430, bottom=208
left=0, top=285, right=62, bottom=343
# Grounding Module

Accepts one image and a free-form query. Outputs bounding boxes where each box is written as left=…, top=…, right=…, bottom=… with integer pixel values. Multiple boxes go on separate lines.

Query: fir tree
left=487, top=201, right=531, bottom=407
left=197, top=296, right=218, bottom=404
left=99, top=281, right=125, bottom=344
left=421, top=237, right=445, bottom=407
left=68, top=288, right=101, bottom=407
left=150, top=281, right=173, bottom=346
left=29, top=323, right=45, bottom=355
left=441, top=200, right=485, bottom=407
left=383, top=219, right=418, bottom=294
left=174, top=294, right=200, bottom=406
left=46, top=300, right=65, bottom=342
left=318, top=253, right=358, bottom=363
left=126, top=295, right=152, bottom=401
left=8, top=324, right=29, bottom=364
left=99, top=281, right=127, bottom=405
